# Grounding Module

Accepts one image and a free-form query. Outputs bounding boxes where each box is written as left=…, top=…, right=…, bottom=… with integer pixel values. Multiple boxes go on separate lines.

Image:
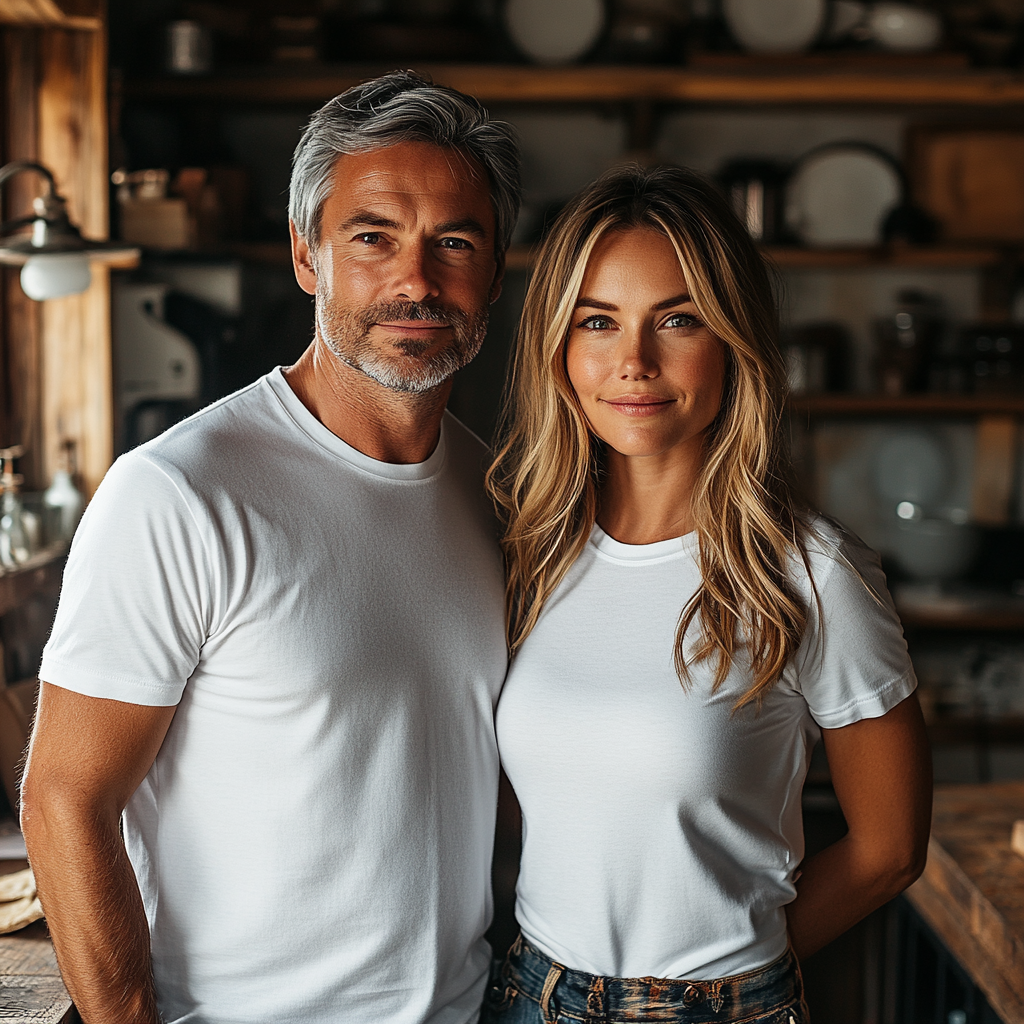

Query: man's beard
left=316, top=293, right=488, bottom=394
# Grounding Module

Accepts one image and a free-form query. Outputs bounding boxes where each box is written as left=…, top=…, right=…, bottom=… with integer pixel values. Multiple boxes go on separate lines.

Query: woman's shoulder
left=795, top=514, right=884, bottom=592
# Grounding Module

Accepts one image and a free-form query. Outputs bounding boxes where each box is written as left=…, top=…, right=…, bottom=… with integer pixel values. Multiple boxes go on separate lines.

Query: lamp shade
left=19, top=253, right=91, bottom=300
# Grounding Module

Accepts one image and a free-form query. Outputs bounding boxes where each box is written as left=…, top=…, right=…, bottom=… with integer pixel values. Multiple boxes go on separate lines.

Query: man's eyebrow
left=435, top=218, right=487, bottom=240
left=339, top=210, right=402, bottom=231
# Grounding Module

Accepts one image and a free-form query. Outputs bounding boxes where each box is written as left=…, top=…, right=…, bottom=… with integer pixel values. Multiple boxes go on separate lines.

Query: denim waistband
left=499, top=935, right=804, bottom=1023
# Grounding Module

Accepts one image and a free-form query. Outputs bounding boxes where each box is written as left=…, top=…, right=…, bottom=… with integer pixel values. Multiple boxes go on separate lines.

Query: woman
left=483, top=165, right=932, bottom=1024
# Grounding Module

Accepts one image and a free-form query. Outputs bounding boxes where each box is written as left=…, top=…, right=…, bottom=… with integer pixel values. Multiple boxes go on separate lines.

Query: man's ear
left=290, top=220, right=318, bottom=296
left=490, top=256, right=505, bottom=305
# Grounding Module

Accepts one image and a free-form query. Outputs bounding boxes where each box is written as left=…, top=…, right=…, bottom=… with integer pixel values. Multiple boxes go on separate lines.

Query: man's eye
left=664, top=313, right=702, bottom=329
left=439, top=237, right=471, bottom=250
left=355, top=232, right=381, bottom=244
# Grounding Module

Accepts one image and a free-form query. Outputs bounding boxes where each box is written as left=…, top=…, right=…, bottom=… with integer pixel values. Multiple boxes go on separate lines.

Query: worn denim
left=481, top=934, right=810, bottom=1024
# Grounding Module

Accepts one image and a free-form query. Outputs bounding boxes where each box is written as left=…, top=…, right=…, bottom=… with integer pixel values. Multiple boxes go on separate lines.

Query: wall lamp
left=0, top=161, right=139, bottom=301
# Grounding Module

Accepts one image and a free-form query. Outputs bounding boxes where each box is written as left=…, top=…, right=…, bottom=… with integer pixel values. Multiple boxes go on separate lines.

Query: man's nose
left=392, top=242, right=440, bottom=304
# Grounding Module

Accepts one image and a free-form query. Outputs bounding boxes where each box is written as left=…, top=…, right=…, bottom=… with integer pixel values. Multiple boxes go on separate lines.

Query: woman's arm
left=785, top=692, right=932, bottom=960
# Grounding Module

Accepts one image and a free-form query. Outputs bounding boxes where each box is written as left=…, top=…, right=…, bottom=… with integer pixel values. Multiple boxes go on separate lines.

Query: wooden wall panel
left=0, top=27, right=43, bottom=490
left=36, top=23, right=110, bottom=496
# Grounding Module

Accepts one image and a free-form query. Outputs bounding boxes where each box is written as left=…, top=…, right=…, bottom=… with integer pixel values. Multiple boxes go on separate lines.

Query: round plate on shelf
left=504, top=0, right=606, bottom=65
left=722, top=0, right=826, bottom=53
left=785, top=143, right=903, bottom=247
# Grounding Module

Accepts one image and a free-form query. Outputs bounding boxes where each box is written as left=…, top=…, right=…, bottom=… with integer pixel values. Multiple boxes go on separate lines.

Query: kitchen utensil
left=719, top=159, right=788, bottom=243
left=824, top=0, right=868, bottom=42
left=910, top=128, right=1024, bottom=242
left=165, top=20, right=213, bottom=76
left=874, top=428, right=951, bottom=508
left=722, top=0, right=826, bottom=53
left=892, top=517, right=979, bottom=581
left=868, top=2, right=942, bottom=51
left=874, top=288, right=944, bottom=395
left=785, top=143, right=903, bottom=246
left=959, top=326, right=1024, bottom=396
left=504, top=0, right=606, bottom=64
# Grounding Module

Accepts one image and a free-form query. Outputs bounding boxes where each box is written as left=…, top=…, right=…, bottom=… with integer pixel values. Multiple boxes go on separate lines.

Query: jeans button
left=682, top=985, right=702, bottom=1007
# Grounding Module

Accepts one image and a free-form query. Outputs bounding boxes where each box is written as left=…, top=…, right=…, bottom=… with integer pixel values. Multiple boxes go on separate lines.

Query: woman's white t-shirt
left=495, top=520, right=916, bottom=981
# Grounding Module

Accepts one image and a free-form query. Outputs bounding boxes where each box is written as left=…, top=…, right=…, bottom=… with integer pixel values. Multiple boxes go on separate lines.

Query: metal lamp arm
left=0, top=161, right=58, bottom=195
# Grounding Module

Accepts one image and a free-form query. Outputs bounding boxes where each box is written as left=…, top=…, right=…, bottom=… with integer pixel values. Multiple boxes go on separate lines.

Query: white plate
left=504, top=0, right=606, bottom=66
left=722, top=0, right=826, bottom=53
left=873, top=429, right=950, bottom=507
left=785, top=144, right=902, bottom=246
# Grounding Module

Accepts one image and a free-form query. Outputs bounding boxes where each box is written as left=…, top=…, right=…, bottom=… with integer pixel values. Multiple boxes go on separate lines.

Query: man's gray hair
left=289, top=70, right=522, bottom=258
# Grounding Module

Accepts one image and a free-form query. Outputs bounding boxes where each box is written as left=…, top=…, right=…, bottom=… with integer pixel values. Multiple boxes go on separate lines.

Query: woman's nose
left=617, top=329, right=659, bottom=381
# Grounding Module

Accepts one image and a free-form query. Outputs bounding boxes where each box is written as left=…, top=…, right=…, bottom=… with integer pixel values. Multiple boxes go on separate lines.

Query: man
left=20, top=71, right=521, bottom=1024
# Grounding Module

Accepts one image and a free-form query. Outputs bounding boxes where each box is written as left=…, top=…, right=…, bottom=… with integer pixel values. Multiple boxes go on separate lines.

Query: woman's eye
left=664, top=312, right=702, bottom=329
left=577, top=315, right=614, bottom=331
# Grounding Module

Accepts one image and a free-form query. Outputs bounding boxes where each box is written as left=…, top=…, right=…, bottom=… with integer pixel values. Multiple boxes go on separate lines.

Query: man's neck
left=283, top=338, right=451, bottom=465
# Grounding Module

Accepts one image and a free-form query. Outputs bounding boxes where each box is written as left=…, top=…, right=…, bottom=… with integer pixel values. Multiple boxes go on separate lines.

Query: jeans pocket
left=736, top=999, right=811, bottom=1024
left=480, top=979, right=519, bottom=1023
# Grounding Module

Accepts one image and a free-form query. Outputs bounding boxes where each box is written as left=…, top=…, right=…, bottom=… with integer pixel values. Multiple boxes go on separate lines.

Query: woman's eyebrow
left=575, top=297, right=617, bottom=310
left=653, top=293, right=692, bottom=310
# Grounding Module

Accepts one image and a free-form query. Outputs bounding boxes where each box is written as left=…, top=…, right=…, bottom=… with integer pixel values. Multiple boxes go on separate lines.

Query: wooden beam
left=1, top=28, right=44, bottom=491
left=37, top=23, right=110, bottom=496
left=0, top=0, right=99, bottom=30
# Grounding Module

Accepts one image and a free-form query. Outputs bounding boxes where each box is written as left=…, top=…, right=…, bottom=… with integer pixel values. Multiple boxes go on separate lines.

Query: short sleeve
left=793, top=527, right=917, bottom=730
left=39, top=452, right=212, bottom=706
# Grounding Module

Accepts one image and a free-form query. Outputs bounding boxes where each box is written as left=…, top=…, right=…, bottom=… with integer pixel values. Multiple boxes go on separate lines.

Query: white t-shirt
left=496, top=520, right=915, bottom=982
left=40, top=368, right=508, bottom=1024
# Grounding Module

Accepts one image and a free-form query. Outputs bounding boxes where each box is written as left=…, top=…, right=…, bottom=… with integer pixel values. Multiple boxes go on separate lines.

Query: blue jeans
left=481, top=935, right=811, bottom=1024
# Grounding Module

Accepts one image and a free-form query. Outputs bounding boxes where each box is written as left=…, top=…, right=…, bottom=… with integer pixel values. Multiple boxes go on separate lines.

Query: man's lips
left=376, top=320, right=450, bottom=331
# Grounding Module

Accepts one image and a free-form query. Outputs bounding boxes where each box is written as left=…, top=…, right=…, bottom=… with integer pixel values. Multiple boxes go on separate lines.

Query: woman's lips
left=600, top=395, right=675, bottom=416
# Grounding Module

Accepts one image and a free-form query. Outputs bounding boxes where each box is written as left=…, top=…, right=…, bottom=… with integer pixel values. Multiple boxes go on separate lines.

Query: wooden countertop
left=0, top=859, right=74, bottom=1023
left=906, top=782, right=1024, bottom=1024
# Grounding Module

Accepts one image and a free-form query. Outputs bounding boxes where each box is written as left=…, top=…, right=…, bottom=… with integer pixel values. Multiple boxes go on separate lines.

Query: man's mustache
left=357, top=301, right=468, bottom=331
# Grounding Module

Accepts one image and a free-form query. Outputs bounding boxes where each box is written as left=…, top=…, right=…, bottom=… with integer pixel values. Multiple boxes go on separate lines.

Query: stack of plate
left=784, top=143, right=904, bottom=247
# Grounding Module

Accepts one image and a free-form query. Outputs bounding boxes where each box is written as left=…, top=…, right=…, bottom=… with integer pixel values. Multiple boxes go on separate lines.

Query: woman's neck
left=597, top=447, right=703, bottom=546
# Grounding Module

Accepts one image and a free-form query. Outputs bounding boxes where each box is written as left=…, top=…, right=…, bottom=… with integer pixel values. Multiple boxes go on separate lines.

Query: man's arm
left=20, top=682, right=177, bottom=1024
left=785, top=692, right=932, bottom=959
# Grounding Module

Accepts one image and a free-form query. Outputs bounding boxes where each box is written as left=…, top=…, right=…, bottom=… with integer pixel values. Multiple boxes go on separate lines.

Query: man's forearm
left=22, top=801, right=160, bottom=1024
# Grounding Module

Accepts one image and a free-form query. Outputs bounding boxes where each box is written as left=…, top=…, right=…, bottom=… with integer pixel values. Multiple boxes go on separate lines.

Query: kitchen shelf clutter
left=0, top=544, right=66, bottom=622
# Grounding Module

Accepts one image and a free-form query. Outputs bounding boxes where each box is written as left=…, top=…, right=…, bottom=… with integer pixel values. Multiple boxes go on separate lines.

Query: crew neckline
left=265, top=367, right=447, bottom=481
left=590, top=523, right=698, bottom=564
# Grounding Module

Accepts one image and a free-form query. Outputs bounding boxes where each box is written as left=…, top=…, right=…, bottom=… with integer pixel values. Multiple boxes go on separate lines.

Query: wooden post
left=1, top=28, right=44, bottom=490
left=36, top=20, right=111, bottom=497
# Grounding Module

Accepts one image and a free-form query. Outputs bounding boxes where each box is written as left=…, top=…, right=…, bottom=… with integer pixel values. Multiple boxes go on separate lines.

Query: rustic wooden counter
left=906, top=782, right=1024, bottom=1024
left=0, top=859, right=74, bottom=1023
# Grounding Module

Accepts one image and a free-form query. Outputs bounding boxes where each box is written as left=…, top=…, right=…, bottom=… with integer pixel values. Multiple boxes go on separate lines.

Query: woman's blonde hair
left=486, top=164, right=811, bottom=709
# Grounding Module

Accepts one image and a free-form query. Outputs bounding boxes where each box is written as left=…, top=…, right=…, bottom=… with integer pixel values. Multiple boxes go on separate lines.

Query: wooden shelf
left=766, top=245, right=1010, bottom=269
left=788, top=393, right=1024, bottom=416
left=504, top=244, right=1013, bottom=272
left=0, top=544, right=67, bottom=620
left=124, top=63, right=1024, bottom=107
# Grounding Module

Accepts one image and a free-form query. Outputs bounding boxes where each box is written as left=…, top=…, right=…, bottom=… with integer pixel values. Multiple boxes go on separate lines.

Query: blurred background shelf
left=122, top=63, right=1024, bottom=107
left=0, top=545, right=67, bottom=621
left=788, top=393, right=1024, bottom=415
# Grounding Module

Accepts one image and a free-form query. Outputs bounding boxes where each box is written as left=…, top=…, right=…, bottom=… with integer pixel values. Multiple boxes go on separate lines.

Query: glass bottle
left=44, top=440, right=83, bottom=542
left=0, top=447, right=31, bottom=569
